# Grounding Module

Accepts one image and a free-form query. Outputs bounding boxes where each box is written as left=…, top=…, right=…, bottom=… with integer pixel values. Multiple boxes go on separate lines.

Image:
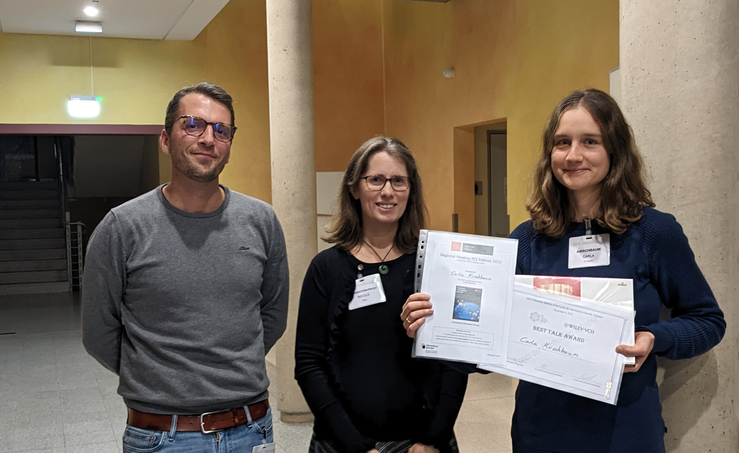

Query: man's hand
left=400, top=293, right=434, bottom=339
left=616, top=331, right=655, bottom=373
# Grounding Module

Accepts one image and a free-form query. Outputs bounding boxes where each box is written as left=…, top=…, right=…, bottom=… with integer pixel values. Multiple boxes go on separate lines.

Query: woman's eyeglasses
left=360, top=175, right=411, bottom=191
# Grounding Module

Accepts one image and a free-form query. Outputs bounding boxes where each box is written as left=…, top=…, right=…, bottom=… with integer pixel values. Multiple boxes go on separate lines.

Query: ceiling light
left=84, top=6, right=99, bottom=17
left=68, top=96, right=101, bottom=118
left=75, top=20, right=102, bottom=34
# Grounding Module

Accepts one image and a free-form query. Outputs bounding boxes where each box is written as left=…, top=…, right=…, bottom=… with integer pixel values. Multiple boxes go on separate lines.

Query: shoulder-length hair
left=324, top=136, right=427, bottom=254
left=526, top=88, right=655, bottom=237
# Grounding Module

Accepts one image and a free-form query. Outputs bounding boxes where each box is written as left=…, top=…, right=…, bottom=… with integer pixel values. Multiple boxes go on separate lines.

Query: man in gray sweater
left=82, top=82, right=288, bottom=453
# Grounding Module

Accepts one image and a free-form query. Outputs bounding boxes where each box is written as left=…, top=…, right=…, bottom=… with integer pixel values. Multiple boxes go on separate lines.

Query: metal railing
left=56, top=137, right=85, bottom=291
left=65, top=222, right=85, bottom=291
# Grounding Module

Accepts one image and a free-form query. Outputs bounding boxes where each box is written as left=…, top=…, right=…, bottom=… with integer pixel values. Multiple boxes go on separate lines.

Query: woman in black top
left=295, top=136, right=468, bottom=453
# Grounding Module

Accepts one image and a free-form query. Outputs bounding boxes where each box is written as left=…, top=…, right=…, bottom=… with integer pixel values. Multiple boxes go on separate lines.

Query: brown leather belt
left=127, top=400, right=269, bottom=434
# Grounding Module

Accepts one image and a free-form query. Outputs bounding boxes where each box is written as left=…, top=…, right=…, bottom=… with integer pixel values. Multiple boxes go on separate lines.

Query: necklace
left=363, top=240, right=393, bottom=275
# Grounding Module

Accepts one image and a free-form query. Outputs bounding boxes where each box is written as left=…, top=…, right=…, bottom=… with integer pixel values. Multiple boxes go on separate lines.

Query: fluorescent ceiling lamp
left=68, top=96, right=100, bottom=118
left=84, top=6, right=99, bottom=17
left=75, top=20, right=102, bottom=34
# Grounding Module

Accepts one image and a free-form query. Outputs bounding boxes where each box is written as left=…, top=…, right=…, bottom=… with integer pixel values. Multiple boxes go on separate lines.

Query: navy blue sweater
left=454, top=208, right=725, bottom=452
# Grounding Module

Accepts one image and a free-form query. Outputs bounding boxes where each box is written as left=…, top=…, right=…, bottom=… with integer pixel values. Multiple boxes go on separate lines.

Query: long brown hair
left=324, top=136, right=427, bottom=253
left=527, top=89, right=654, bottom=237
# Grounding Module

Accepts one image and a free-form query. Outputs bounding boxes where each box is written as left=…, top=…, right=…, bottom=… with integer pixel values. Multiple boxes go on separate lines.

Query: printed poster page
left=413, top=230, right=518, bottom=365
left=514, top=275, right=636, bottom=365
left=480, top=285, right=634, bottom=405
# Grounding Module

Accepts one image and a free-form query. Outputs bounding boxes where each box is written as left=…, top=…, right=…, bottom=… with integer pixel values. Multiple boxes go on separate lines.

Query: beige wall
left=620, top=0, right=739, bottom=450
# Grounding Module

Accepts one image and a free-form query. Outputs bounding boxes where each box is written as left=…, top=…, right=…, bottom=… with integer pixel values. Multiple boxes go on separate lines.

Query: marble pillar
left=266, top=0, right=315, bottom=423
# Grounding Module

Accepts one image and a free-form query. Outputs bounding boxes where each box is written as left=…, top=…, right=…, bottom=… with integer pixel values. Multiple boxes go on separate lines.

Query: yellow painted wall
left=382, top=0, right=619, bottom=232
left=312, top=0, right=386, bottom=171
left=0, top=0, right=618, bottom=221
left=0, top=0, right=272, bottom=202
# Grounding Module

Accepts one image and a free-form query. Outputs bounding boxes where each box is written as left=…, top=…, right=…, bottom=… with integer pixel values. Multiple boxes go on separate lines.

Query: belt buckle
left=199, top=410, right=221, bottom=434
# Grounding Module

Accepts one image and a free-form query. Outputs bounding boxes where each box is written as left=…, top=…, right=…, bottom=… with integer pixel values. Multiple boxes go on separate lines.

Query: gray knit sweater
left=82, top=185, right=288, bottom=414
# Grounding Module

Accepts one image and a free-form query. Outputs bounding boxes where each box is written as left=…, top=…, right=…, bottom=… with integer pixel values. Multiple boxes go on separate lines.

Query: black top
left=295, top=247, right=468, bottom=453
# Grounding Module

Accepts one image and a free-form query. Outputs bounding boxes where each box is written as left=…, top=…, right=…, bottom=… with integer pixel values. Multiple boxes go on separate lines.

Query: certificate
left=480, top=285, right=634, bottom=405
left=413, top=230, right=518, bottom=365
left=514, top=275, right=636, bottom=365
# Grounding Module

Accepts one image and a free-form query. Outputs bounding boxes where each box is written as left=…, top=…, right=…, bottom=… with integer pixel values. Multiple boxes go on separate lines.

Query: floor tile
left=63, top=418, right=117, bottom=446
left=0, top=291, right=518, bottom=453
left=65, top=442, right=120, bottom=453
left=3, top=424, right=65, bottom=452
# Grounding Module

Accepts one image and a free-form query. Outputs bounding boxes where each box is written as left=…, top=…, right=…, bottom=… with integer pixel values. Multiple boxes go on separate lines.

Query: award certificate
left=514, top=275, right=636, bottom=365
left=413, top=230, right=518, bottom=365
left=481, top=285, right=634, bottom=405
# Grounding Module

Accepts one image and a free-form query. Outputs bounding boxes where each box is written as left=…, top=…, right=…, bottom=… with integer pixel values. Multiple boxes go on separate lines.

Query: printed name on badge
left=348, top=273, right=387, bottom=310
left=568, top=234, right=611, bottom=269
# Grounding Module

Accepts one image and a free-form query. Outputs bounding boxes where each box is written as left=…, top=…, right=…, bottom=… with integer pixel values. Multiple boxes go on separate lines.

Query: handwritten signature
left=450, top=270, right=492, bottom=281
left=576, top=373, right=598, bottom=382
left=542, top=341, right=579, bottom=358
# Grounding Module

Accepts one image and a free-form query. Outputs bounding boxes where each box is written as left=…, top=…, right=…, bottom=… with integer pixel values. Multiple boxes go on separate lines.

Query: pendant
left=379, top=264, right=389, bottom=275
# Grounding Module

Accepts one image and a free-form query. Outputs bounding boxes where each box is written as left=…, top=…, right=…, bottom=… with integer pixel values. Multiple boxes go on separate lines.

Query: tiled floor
left=0, top=292, right=514, bottom=452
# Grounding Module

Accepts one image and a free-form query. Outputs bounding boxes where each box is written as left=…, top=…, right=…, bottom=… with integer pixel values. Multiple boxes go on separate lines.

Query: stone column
left=620, top=1, right=738, bottom=451
left=267, top=0, right=315, bottom=422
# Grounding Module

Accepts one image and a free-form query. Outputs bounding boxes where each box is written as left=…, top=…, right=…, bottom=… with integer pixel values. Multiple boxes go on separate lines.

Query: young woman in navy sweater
left=401, top=89, right=725, bottom=453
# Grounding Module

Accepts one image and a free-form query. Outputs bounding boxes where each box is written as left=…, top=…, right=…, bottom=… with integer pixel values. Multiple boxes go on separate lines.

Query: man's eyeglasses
left=360, top=175, right=411, bottom=192
left=178, top=115, right=236, bottom=142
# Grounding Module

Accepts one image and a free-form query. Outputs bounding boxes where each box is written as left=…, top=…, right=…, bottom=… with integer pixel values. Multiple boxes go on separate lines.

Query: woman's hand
left=408, top=443, right=439, bottom=453
left=367, top=450, right=381, bottom=453
left=616, top=330, right=655, bottom=373
left=400, top=293, right=434, bottom=338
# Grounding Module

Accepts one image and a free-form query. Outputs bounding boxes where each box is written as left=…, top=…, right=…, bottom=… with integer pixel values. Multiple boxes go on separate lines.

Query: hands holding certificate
left=403, top=283, right=643, bottom=405
left=404, top=292, right=648, bottom=360
left=410, top=230, right=519, bottom=365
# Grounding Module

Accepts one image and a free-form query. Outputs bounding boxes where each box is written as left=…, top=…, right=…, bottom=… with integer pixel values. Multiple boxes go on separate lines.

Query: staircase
left=0, top=181, right=69, bottom=295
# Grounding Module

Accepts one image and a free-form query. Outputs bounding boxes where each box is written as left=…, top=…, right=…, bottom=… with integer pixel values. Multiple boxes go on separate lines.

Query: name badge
left=348, top=273, right=387, bottom=310
left=253, top=443, right=275, bottom=453
left=568, top=234, right=610, bottom=269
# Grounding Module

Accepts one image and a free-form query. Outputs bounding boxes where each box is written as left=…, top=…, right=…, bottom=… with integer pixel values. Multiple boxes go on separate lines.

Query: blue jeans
left=122, top=407, right=273, bottom=453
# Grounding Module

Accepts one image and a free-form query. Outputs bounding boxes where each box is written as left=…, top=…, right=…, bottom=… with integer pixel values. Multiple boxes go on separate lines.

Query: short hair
left=324, top=136, right=427, bottom=254
left=163, top=82, right=235, bottom=135
left=526, top=88, right=654, bottom=237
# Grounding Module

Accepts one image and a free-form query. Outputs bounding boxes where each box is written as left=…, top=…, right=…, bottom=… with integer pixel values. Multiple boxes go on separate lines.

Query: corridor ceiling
left=0, top=0, right=230, bottom=40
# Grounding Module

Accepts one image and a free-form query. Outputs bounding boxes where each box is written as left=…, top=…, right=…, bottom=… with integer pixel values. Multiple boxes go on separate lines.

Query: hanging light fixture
left=68, top=37, right=101, bottom=118
left=76, top=2, right=102, bottom=43
left=75, top=21, right=102, bottom=33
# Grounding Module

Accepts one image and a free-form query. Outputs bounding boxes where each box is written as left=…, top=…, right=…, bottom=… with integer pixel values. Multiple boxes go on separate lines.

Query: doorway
left=473, top=121, right=509, bottom=237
